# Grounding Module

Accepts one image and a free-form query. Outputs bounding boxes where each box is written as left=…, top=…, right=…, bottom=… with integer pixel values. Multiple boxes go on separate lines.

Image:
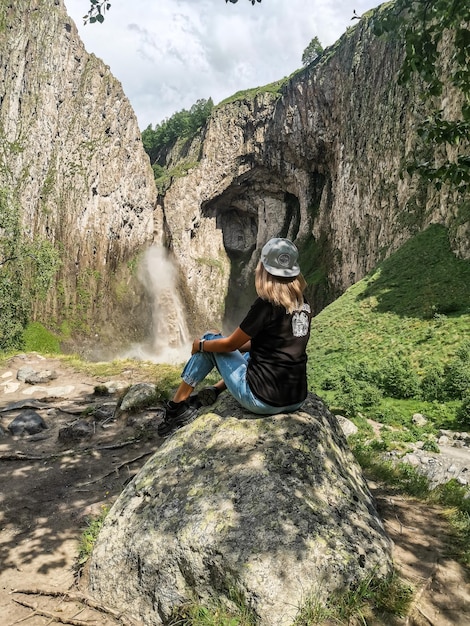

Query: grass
left=307, top=224, right=470, bottom=432
left=293, top=572, right=413, bottom=626
left=155, top=160, right=200, bottom=193
left=22, top=321, right=61, bottom=354
left=167, top=574, right=414, bottom=626
left=352, top=440, right=470, bottom=568
left=168, top=586, right=257, bottom=626
left=75, top=505, right=110, bottom=573
left=216, top=78, right=288, bottom=108
left=59, top=354, right=183, bottom=395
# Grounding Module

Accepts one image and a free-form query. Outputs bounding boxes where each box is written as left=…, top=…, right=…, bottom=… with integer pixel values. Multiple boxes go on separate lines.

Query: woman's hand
left=191, top=328, right=251, bottom=355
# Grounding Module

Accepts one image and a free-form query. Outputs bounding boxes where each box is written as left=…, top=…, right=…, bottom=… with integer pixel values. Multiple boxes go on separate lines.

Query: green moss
left=155, top=160, right=199, bottom=194
left=196, top=257, right=225, bottom=273
left=22, top=322, right=61, bottom=354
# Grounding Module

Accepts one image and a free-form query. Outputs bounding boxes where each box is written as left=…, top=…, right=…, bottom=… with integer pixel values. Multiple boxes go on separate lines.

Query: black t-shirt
left=239, top=297, right=312, bottom=407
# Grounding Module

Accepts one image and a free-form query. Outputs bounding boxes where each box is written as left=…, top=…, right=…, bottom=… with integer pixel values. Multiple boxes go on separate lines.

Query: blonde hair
left=255, top=261, right=307, bottom=314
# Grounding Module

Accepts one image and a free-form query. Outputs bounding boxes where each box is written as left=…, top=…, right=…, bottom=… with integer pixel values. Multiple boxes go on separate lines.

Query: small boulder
left=16, top=366, right=36, bottom=383
left=8, top=410, right=48, bottom=436
left=58, top=420, right=94, bottom=443
left=17, top=367, right=58, bottom=384
left=119, top=383, right=158, bottom=412
left=412, top=413, right=428, bottom=427
left=335, top=414, right=358, bottom=437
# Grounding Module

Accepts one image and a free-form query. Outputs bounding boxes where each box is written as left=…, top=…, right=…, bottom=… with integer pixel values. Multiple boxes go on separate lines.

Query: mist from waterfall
left=123, top=245, right=192, bottom=364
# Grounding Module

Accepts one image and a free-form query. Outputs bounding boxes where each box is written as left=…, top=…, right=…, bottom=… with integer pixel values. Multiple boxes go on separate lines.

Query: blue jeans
left=181, top=333, right=304, bottom=416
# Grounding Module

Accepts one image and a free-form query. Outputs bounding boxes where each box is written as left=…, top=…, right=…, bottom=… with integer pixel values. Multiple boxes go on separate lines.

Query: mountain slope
left=307, top=224, right=470, bottom=427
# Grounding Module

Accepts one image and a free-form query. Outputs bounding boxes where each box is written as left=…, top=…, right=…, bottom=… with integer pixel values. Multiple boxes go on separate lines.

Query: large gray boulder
left=89, top=393, right=392, bottom=625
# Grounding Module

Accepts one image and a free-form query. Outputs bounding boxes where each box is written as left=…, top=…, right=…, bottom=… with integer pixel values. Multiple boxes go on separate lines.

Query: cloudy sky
left=64, top=0, right=380, bottom=131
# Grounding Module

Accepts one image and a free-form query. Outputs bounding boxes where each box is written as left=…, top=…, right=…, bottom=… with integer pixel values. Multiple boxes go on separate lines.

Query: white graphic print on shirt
left=291, top=302, right=311, bottom=337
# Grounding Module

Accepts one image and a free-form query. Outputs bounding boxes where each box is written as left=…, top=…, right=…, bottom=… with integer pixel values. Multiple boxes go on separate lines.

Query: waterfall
left=124, top=245, right=191, bottom=364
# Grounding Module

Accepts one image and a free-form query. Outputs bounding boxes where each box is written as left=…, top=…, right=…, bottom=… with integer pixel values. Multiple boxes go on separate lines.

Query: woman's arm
left=191, top=327, right=251, bottom=355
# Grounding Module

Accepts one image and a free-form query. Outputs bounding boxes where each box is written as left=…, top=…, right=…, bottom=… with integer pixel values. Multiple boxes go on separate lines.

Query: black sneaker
left=157, top=400, right=198, bottom=437
left=188, top=392, right=202, bottom=409
left=197, top=386, right=221, bottom=406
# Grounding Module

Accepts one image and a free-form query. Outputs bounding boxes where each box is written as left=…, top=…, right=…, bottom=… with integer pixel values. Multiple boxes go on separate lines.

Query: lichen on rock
left=89, top=393, right=392, bottom=625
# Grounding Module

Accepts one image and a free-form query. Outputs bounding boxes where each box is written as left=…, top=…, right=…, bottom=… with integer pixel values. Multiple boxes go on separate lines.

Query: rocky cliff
left=159, top=8, right=469, bottom=332
left=0, top=0, right=158, bottom=349
left=1, top=2, right=467, bottom=353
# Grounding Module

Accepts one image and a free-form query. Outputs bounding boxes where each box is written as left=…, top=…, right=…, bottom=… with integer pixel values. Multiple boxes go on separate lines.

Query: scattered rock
left=21, top=385, right=75, bottom=397
left=58, top=419, right=94, bottom=443
left=118, top=383, right=158, bottom=413
left=0, top=399, right=50, bottom=412
left=335, top=414, right=358, bottom=437
left=16, top=366, right=37, bottom=382
left=102, top=380, right=129, bottom=394
left=412, top=412, right=428, bottom=427
left=26, top=369, right=58, bottom=384
left=8, top=410, right=48, bottom=436
left=0, top=381, right=20, bottom=393
left=89, top=403, right=116, bottom=421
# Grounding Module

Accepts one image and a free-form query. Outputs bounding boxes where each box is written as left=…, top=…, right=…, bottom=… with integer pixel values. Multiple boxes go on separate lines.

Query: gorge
left=1, top=3, right=469, bottom=624
left=0, top=1, right=468, bottom=356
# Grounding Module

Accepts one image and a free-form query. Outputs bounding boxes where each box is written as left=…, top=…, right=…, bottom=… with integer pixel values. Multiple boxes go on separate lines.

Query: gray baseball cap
left=260, top=238, right=300, bottom=278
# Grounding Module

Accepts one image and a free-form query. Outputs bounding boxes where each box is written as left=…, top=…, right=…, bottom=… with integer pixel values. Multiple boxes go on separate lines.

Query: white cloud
left=64, top=0, right=380, bottom=129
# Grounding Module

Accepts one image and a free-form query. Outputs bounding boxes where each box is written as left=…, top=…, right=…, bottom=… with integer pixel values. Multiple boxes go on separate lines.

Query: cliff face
left=160, top=12, right=469, bottom=331
left=1, top=2, right=466, bottom=351
left=0, top=0, right=157, bottom=347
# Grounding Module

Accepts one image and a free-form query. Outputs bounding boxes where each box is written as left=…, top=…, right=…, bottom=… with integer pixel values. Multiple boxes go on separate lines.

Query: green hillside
left=306, top=224, right=470, bottom=430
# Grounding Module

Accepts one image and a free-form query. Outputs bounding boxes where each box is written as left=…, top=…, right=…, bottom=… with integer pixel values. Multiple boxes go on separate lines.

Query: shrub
left=379, top=356, right=421, bottom=399
left=22, top=322, right=60, bottom=353
left=420, top=365, right=445, bottom=401
left=333, top=373, right=382, bottom=417
left=373, top=404, right=410, bottom=427
left=443, top=357, right=470, bottom=400
left=422, top=438, right=440, bottom=453
left=346, top=359, right=381, bottom=386
left=456, top=392, right=470, bottom=429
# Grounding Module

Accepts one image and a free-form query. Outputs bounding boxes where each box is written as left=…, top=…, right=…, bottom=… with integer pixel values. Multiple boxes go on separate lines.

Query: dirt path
left=0, top=354, right=469, bottom=625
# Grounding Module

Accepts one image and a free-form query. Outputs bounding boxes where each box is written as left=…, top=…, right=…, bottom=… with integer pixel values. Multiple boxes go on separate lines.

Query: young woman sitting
left=158, top=237, right=312, bottom=437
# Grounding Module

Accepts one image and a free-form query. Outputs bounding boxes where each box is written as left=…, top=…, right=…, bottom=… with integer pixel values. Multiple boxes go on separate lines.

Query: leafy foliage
left=456, top=391, right=470, bottom=429
left=23, top=322, right=61, bottom=354
left=85, top=0, right=262, bottom=24
left=83, top=0, right=111, bottom=24
left=142, top=99, right=214, bottom=167
left=301, top=36, right=323, bottom=66
left=0, top=189, right=61, bottom=352
left=374, top=0, right=470, bottom=193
